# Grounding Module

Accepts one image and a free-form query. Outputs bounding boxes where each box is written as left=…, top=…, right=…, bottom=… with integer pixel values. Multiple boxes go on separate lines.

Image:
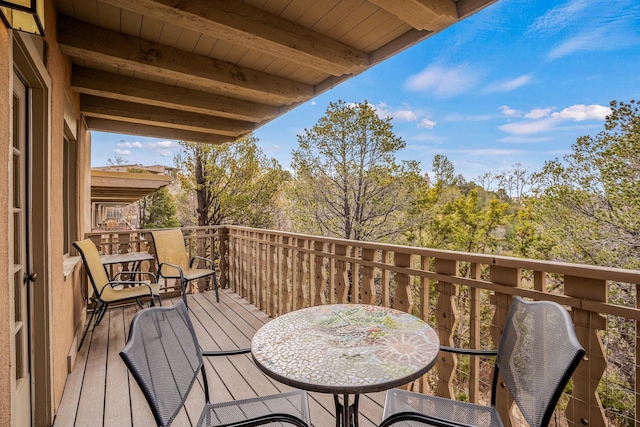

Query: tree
left=107, top=155, right=126, bottom=166
left=532, top=100, right=640, bottom=269
left=139, top=187, right=180, bottom=229
left=432, top=154, right=456, bottom=187
left=177, top=134, right=286, bottom=228
left=290, top=100, right=420, bottom=241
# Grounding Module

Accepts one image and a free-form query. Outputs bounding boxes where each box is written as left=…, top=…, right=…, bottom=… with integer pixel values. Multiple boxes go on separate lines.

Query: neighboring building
left=0, top=1, right=497, bottom=425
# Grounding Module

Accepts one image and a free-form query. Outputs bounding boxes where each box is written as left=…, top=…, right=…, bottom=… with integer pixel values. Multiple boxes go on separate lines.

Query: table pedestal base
left=334, top=394, right=360, bottom=427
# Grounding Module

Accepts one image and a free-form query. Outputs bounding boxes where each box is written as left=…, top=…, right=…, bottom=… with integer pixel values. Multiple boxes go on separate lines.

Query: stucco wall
left=0, top=21, right=12, bottom=427
left=43, top=0, right=89, bottom=412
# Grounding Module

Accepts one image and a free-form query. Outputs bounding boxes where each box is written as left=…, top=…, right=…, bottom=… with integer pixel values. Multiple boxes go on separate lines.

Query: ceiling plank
left=57, top=16, right=313, bottom=105
left=71, top=66, right=279, bottom=123
left=367, top=0, right=458, bottom=31
left=100, top=0, right=369, bottom=76
left=85, top=117, right=234, bottom=144
left=81, top=95, right=253, bottom=137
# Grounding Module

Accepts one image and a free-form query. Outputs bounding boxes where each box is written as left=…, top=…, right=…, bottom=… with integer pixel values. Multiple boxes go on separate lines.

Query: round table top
left=251, top=304, right=439, bottom=395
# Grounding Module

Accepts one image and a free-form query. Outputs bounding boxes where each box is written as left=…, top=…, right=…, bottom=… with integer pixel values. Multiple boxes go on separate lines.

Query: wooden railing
left=84, top=225, right=640, bottom=427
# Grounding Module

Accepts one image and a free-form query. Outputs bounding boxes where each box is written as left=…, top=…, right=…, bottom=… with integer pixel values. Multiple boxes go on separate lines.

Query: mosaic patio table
left=251, top=304, right=440, bottom=427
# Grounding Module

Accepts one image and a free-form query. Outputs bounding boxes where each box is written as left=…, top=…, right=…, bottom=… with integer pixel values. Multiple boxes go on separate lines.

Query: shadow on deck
left=53, top=289, right=385, bottom=426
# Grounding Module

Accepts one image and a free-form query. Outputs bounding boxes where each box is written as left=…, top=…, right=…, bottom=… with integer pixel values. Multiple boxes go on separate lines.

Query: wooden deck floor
left=53, top=289, right=385, bottom=426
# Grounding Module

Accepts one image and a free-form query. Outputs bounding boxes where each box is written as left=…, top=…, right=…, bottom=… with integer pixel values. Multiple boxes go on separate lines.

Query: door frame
left=11, top=31, right=53, bottom=426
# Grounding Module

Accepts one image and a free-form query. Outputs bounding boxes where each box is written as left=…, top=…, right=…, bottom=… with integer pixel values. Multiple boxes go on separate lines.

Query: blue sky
left=91, top=0, right=640, bottom=181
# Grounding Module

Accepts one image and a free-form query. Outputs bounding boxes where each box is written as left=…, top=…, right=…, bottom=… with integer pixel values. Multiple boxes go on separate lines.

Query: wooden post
left=281, top=236, right=292, bottom=313
left=565, top=276, right=607, bottom=427
left=218, top=227, right=229, bottom=290
left=335, top=244, right=349, bottom=303
left=392, top=252, right=412, bottom=313
left=435, top=258, right=458, bottom=399
left=294, top=238, right=308, bottom=310
left=489, top=266, right=519, bottom=427
left=361, top=248, right=376, bottom=305
left=381, top=251, right=391, bottom=308
left=468, top=263, right=481, bottom=403
left=311, top=241, right=327, bottom=306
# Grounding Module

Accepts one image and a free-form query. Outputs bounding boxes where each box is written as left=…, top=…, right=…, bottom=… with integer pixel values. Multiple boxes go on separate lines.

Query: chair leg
left=212, top=271, right=220, bottom=303
left=181, top=278, right=188, bottom=308
left=95, top=302, right=109, bottom=326
left=78, top=301, right=100, bottom=350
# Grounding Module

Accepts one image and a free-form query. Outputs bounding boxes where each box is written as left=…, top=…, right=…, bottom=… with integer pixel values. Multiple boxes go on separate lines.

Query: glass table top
left=251, top=304, right=439, bottom=394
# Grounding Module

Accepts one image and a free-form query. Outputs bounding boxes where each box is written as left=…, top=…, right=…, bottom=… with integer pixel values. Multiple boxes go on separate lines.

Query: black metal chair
left=120, top=300, right=311, bottom=427
left=74, top=239, right=161, bottom=350
left=379, top=296, right=585, bottom=427
left=150, top=228, right=219, bottom=308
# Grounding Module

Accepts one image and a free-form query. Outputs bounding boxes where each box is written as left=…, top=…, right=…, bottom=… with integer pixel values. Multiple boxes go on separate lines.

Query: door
left=11, top=69, right=33, bottom=427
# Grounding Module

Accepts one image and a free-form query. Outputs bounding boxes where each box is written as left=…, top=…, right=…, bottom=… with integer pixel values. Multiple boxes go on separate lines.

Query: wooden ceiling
left=53, top=0, right=498, bottom=144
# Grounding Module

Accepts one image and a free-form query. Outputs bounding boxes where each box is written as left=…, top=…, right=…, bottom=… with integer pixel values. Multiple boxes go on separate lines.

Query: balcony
left=55, top=226, right=640, bottom=427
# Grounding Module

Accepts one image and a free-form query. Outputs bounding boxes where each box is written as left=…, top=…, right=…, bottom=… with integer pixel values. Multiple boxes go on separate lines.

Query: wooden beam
left=57, top=16, right=313, bottom=105
left=100, top=0, right=369, bottom=76
left=81, top=95, right=254, bottom=137
left=456, top=0, right=500, bottom=19
left=85, top=117, right=235, bottom=145
left=368, top=0, right=458, bottom=31
left=71, top=66, right=280, bottom=123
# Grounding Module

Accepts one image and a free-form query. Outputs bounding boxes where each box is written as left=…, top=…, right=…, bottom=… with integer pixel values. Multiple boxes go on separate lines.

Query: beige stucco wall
left=43, top=0, right=90, bottom=412
left=0, top=1, right=92, bottom=422
left=0, top=21, right=12, bottom=427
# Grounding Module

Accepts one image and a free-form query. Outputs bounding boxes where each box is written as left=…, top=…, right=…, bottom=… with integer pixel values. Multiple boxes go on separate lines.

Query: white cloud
left=155, top=149, right=174, bottom=157
left=484, top=74, right=533, bottom=93
left=442, top=113, right=495, bottom=122
left=394, top=110, right=418, bottom=122
left=418, top=118, right=436, bottom=129
left=551, top=104, right=611, bottom=121
left=499, top=103, right=611, bottom=136
left=547, top=31, right=604, bottom=59
left=405, top=64, right=482, bottom=97
left=529, top=0, right=592, bottom=34
left=114, top=149, right=132, bottom=155
left=497, top=135, right=554, bottom=144
left=524, top=108, right=553, bottom=119
left=117, top=141, right=143, bottom=148
left=499, top=105, right=521, bottom=117
left=146, top=140, right=177, bottom=149
left=499, top=118, right=556, bottom=135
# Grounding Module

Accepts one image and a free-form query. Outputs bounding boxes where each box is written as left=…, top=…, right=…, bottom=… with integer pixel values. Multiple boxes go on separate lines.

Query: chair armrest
left=157, top=262, right=184, bottom=278
left=113, top=271, right=157, bottom=283
left=202, top=348, right=251, bottom=356
left=190, top=255, right=215, bottom=269
left=100, top=280, right=154, bottom=297
left=380, top=411, right=475, bottom=427
left=440, top=345, right=498, bottom=356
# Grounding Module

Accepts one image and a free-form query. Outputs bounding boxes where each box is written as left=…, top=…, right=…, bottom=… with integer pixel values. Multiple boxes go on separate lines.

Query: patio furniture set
left=75, top=229, right=585, bottom=427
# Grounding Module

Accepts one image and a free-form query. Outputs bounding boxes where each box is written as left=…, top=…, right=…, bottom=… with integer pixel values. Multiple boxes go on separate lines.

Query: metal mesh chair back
left=495, top=297, right=585, bottom=427
left=120, top=300, right=203, bottom=427
left=74, top=239, right=110, bottom=296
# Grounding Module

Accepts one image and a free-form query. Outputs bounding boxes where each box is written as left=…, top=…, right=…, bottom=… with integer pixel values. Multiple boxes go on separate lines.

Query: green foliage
left=289, top=100, right=420, bottom=241
left=432, top=154, right=457, bottom=187
left=177, top=134, right=286, bottom=228
left=532, top=100, right=640, bottom=269
left=140, top=187, right=180, bottom=229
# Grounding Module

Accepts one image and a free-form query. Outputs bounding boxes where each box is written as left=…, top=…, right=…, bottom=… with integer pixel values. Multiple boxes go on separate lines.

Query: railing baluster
left=335, top=244, right=349, bottom=303
left=312, top=241, right=327, bottom=307
left=435, top=258, right=458, bottom=399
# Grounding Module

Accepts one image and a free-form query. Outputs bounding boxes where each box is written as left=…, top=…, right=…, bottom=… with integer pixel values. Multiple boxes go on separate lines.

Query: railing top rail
left=224, top=225, right=640, bottom=284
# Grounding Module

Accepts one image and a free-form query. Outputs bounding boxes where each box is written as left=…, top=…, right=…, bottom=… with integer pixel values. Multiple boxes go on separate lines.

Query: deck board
left=53, top=289, right=384, bottom=426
